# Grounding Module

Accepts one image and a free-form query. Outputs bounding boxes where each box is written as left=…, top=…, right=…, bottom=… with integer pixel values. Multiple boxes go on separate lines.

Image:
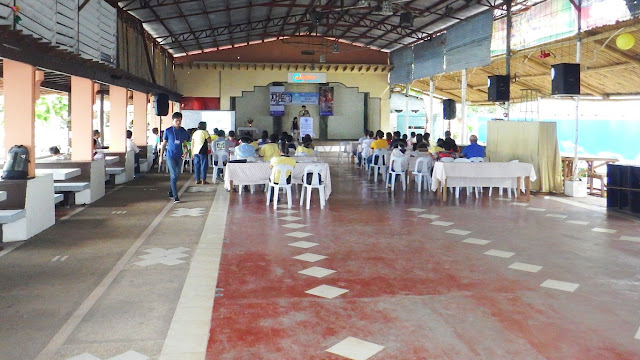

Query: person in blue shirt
left=461, top=135, right=485, bottom=159
left=159, top=112, right=190, bottom=203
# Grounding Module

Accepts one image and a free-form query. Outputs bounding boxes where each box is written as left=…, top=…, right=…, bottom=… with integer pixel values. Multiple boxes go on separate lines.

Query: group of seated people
left=357, top=129, right=486, bottom=170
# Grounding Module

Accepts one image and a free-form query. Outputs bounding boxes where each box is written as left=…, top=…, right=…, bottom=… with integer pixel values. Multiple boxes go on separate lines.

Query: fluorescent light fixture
left=608, top=95, right=640, bottom=100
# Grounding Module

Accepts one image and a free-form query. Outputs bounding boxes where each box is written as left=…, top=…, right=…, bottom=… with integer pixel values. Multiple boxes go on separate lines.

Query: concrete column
left=3, top=60, right=37, bottom=176
left=132, top=91, right=148, bottom=146
left=109, top=85, right=128, bottom=152
left=70, top=76, right=94, bottom=161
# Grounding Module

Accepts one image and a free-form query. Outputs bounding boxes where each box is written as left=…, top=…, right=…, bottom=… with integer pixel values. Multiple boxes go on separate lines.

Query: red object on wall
left=181, top=97, right=220, bottom=110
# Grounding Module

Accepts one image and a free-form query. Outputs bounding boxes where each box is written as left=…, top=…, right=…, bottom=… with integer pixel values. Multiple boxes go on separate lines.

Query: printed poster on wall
left=319, top=86, right=334, bottom=116
left=270, top=86, right=286, bottom=116
left=300, top=116, right=314, bottom=138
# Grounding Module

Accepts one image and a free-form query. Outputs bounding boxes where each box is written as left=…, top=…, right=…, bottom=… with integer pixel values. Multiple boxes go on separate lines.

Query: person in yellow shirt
left=295, top=140, right=314, bottom=156
left=430, top=138, right=445, bottom=154
left=258, top=134, right=280, bottom=162
left=268, top=143, right=296, bottom=203
left=210, top=127, right=219, bottom=141
left=368, top=130, right=388, bottom=167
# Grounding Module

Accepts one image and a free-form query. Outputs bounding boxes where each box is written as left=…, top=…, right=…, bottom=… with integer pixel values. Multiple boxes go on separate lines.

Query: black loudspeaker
left=399, top=12, right=414, bottom=28
left=154, top=93, right=169, bottom=116
left=443, top=99, right=456, bottom=120
left=551, top=63, right=580, bottom=95
left=488, top=75, right=510, bottom=102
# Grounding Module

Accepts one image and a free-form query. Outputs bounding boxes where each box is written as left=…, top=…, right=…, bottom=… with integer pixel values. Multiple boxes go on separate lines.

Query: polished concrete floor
left=1, top=161, right=639, bottom=360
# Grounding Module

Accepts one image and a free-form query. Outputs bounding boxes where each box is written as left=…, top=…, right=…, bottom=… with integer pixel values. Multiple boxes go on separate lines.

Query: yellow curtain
left=487, top=121, right=563, bottom=193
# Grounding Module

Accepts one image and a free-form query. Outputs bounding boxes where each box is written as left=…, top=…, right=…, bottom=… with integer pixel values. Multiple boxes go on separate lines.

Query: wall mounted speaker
left=443, top=99, right=456, bottom=120
left=551, top=63, right=580, bottom=96
left=154, top=93, right=169, bottom=116
left=488, top=75, right=510, bottom=102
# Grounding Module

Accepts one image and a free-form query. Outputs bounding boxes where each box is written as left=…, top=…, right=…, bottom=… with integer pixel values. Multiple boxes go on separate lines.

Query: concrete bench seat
left=106, top=167, right=126, bottom=175
left=0, top=209, right=27, bottom=224
left=54, top=194, right=64, bottom=204
left=54, top=182, right=90, bottom=192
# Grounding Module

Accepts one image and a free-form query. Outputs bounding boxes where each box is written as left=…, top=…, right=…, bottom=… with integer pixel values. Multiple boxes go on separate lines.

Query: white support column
left=461, top=69, right=467, bottom=143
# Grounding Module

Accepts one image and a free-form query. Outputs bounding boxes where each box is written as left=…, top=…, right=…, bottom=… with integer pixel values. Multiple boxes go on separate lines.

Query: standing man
left=298, top=105, right=310, bottom=118
left=159, top=112, right=189, bottom=203
left=191, top=121, right=212, bottom=184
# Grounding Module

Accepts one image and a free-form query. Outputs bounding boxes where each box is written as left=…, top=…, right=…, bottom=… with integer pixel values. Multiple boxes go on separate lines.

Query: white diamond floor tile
left=277, top=204, right=290, bottom=209
left=418, top=214, right=440, bottom=219
left=510, top=203, right=528, bottom=207
left=446, top=229, right=472, bottom=236
left=134, top=247, right=190, bottom=267
left=298, top=266, right=336, bottom=278
left=325, top=337, right=385, bottom=360
left=406, top=208, right=426, bottom=212
left=540, top=279, right=580, bottom=292
left=592, top=227, right=617, bottom=234
left=620, top=236, right=640, bottom=243
left=171, top=208, right=206, bottom=217
left=293, top=253, right=327, bottom=262
left=527, top=207, right=546, bottom=212
left=285, top=231, right=313, bottom=238
left=431, top=221, right=453, bottom=226
left=463, top=238, right=491, bottom=245
left=494, top=198, right=512, bottom=201
left=280, top=216, right=303, bottom=221
left=546, top=214, right=567, bottom=218
left=281, top=223, right=308, bottom=229
left=635, top=326, right=640, bottom=340
left=187, top=186, right=215, bottom=193
left=288, top=241, right=319, bottom=249
left=484, top=249, right=515, bottom=258
left=508, top=262, right=543, bottom=273
left=566, top=220, right=589, bottom=225
left=67, top=351, right=149, bottom=360
left=305, top=284, right=349, bottom=299
left=277, top=209, right=298, bottom=214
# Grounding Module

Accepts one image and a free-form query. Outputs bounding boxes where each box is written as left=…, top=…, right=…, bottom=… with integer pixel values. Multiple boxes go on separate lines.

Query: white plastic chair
left=299, top=164, right=326, bottom=209
left=468, top=157, right=484, bottom=163
left=498, top=160, right=520, bottom=198
left=212, top=150, right=229, bottom=183
left=338, top=141, right=350, bottom=163
left=368, top=150, right=387, bottom=182
left=440, top=157, right=455, bottom=163
left=360, top=143, right=372, bottom=169
left=387, top=155, right=408, bottom=191
left=266, top=164, right=294, bottom=209
left=412, top=157, right=433, bottom=192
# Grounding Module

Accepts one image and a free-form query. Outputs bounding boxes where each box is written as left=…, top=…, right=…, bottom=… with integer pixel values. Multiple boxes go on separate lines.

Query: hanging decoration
left=11, top=6, right=22, bottom=25
left=615, top=33, right=635, bottom=50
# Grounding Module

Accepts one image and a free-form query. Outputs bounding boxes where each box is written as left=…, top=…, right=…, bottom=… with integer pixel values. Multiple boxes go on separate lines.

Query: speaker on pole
left=551, top=63, right=580, bottom=96
left=488, top=75, right=510, bottom=102
left=443, top=99, right=456, bottom=120
left=154, top=93, right=170, bottom=116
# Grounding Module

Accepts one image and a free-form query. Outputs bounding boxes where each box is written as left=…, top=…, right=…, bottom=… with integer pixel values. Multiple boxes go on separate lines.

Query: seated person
left=437, top=141, right=459, bottom=160
left=49, top=146, right=69, bottom=160
left=368, top=130, right=388, bottom=166
left=235, top=136, right=257, bottom=159
left=359, top=131, right=375, bottom=166
left=228, top=131, right=240, bottom=147
left=210, top=128, right=219, bottom=141
left=296, top=140, right=315, bottom=156
left=302, top=134, right=315, bottom=149
left=431, top=138, right=445, bottom=154
left=412, top=134, right=428, bottom=151
left=92, top=139, right=105, bottom=160
left=259, top=134, right=280, bottom=162
left=258, top=131, right=269, bottom=146
left=268, top=143, right=296, bottom=201
left=461, top=135, right=485, bottom=159
left=286, top=135, right=297, bottom=154
left=126, top=130, right=141, bottom=174
left=213, top=130, right=233, bottom=153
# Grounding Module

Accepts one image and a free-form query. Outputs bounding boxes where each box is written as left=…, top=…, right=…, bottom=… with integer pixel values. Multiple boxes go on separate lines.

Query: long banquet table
left=224, top=161, right=332, bottom=200
left=431, top=162, right=537, bottom=201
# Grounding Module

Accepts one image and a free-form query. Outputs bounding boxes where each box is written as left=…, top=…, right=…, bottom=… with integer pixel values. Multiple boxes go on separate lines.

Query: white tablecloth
left=430, top=162, right=537, bottom=192
left=225, top=162, right=332, bottom=199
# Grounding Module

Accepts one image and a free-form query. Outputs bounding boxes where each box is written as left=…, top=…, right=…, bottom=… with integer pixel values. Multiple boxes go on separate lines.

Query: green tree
left=35, top=95, right=68, bottom=124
